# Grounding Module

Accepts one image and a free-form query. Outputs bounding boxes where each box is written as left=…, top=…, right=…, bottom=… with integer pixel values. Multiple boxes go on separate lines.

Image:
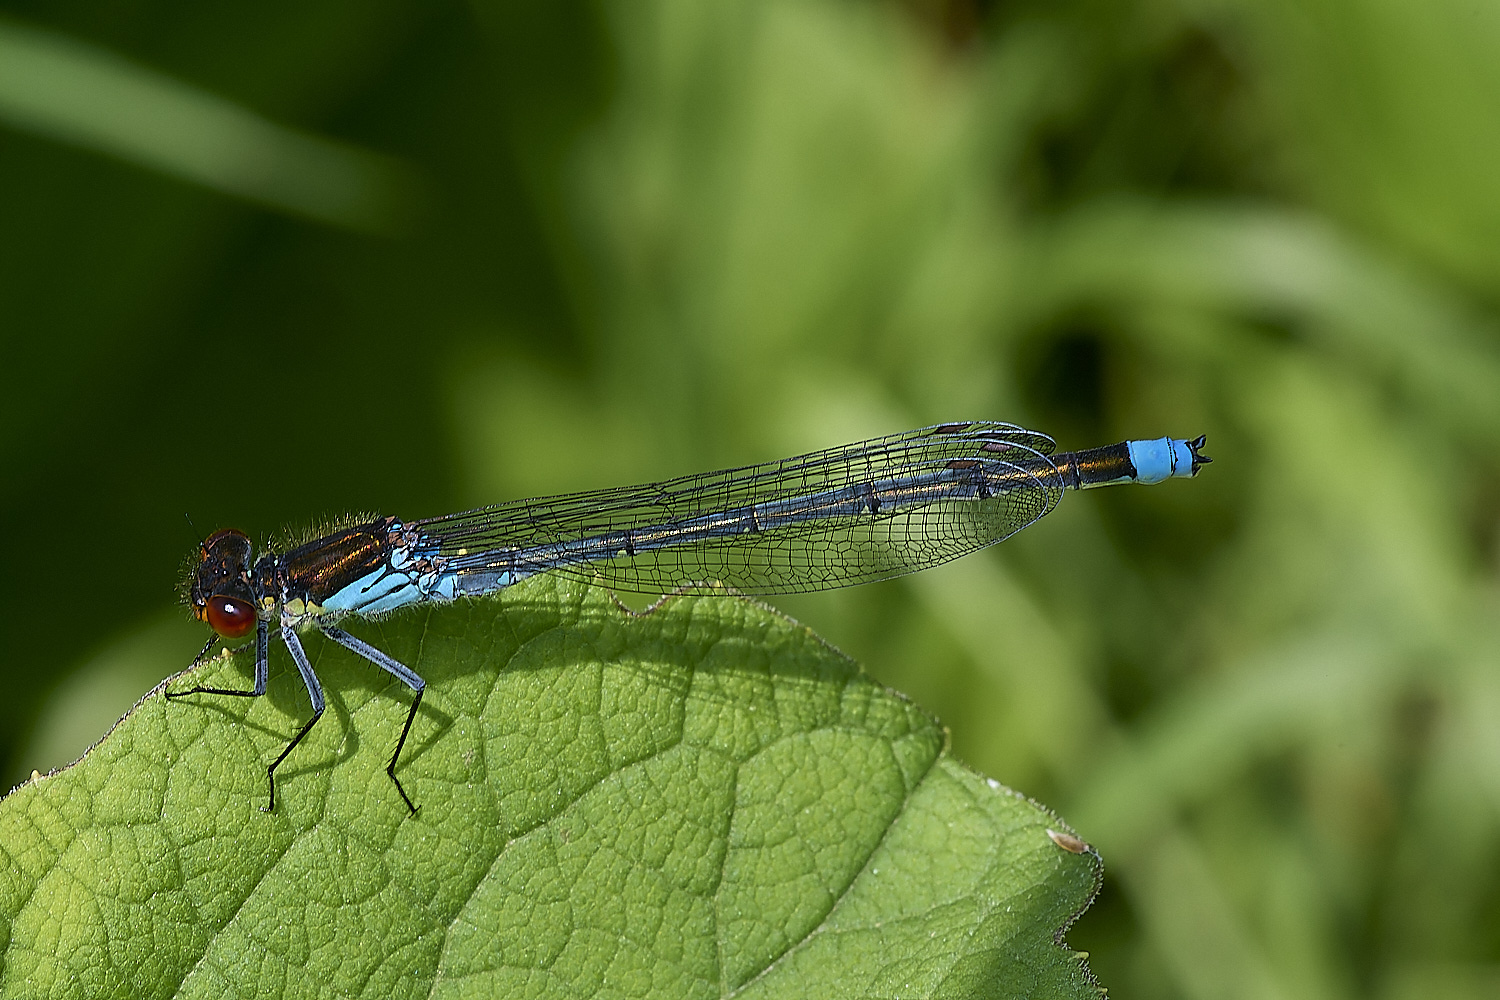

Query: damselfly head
left=186, top=528, right=259, bottom=637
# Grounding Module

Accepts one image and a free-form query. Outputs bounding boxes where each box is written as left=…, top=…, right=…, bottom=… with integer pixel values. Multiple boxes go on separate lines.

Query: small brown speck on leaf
left=1046, top=829, right=1088, bottom=854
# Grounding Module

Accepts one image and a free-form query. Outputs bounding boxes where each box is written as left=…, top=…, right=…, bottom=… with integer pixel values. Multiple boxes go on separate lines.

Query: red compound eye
left=205, top=595, right=257, bottom=638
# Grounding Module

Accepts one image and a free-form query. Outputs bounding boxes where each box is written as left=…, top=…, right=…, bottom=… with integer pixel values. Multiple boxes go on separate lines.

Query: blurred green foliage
left=2, top=0, right=1499, bottom=997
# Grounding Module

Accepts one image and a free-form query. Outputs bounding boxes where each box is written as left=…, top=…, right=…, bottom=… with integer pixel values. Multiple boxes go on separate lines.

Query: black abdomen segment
left=1050, top=443, right=1136, bottom=490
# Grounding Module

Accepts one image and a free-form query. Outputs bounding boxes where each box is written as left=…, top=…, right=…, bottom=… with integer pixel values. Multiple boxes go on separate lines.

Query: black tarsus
left=168, top=682, right=260, bottom=700
left=386, top=688, right=424, bottom=816
left=166, top=640, right=256, bottom=701
left=264, top=708, right=325, bottom=813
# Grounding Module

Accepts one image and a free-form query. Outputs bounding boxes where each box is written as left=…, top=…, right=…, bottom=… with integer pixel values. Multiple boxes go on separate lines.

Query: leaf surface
left=0, top=579, right=1100, bottom=999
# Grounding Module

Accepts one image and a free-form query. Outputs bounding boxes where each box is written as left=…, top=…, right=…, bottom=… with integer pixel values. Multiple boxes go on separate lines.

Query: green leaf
left=0, top=578, right=1101, bottom=999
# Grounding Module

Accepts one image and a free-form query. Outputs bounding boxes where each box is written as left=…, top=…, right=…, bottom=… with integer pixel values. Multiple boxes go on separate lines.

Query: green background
left=3, top=0, right=1498, bottom=997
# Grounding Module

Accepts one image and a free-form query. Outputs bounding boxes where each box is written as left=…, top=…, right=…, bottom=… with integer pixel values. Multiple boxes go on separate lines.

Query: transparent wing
left=412, top=421, right=1063, bottom=596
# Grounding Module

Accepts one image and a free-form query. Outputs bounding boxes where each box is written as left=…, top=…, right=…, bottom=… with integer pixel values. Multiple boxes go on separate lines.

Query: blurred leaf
left=1189, top=0, right=1500, bottom=293
left=0, top=16, right=416, bottom=232
left=1073, top=630, right=1397, bottom=851
left=14, top=614, right=203, bottom=781
left=0, top=579, right=1101, bottom=999
left=1015, top=200, right=1500, bottom=441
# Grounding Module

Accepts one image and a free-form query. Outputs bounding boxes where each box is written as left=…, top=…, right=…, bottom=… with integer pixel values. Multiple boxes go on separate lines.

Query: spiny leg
left=266, top=623, right=327, bottom=813
left=190, top=633, right=220, bottom=668
left=318, top=623, right=426, bottom=815
left=166, top=620, right=269, bottom=701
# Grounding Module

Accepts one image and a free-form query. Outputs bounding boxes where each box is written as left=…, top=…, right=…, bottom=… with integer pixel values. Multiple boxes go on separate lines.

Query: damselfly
left=171, top=421, right=1210, bottom=813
